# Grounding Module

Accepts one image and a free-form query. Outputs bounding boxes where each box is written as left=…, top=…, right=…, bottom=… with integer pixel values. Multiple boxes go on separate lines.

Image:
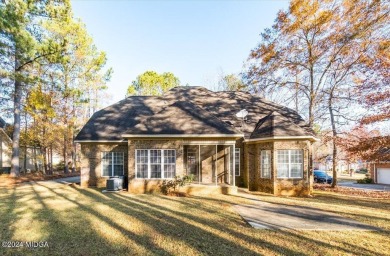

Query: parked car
left=313, top=170, right=333, bottom=184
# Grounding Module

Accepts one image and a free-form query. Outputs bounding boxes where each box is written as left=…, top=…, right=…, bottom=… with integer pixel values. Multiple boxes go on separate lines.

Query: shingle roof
left=75, top=86, right=315, bottom=141
left=250, top=111, right=310, bottom=139
left=126, top=100, right=239, bottom=135
left=0, top=117, right=6, bottom=129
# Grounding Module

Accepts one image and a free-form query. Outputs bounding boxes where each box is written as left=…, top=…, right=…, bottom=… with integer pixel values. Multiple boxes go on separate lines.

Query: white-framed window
left=164, top=149, right=176, bottom=178
left=150, top=150, right=162, bottom=178
left=277, top=149, right=303, bottom=178
left=136, top=149, right=176, bottom=179
left=261, top=150, right=271, bottom=178
left=235, top=148, right=240, bottom=176
left=102, top=152, right=124, bottom=177
left=136, top=150, right=148, bottom=178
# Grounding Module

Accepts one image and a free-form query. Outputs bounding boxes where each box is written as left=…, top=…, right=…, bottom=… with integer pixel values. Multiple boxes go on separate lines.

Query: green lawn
left=0, top=182, right=389, bottom=256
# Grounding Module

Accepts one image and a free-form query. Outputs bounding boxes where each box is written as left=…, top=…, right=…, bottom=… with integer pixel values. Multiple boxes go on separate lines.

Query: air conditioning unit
left=106, top=176, right=124, bottom=191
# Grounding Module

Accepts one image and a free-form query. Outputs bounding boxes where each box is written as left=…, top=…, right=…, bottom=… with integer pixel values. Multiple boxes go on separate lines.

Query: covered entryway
left=377, top=168, right=390, bottom=184
left=183, top=141, right=236, bottom=186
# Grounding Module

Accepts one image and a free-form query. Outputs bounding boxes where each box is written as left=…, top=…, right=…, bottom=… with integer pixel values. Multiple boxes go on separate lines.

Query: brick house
left=75, top=86, right=318, bottom=196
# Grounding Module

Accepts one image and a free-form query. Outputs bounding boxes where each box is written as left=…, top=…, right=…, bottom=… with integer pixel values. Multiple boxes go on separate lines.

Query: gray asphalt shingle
left=75, top=86, right=314, bottom=141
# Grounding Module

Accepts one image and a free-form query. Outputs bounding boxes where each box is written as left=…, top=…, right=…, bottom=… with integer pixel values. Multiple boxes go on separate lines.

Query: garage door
left=377, top=168, right=390, bottom=184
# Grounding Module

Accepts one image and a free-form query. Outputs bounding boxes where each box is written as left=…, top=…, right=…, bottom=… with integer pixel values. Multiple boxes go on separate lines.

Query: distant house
left=0, top=117, right=46, bottom=173
left=0, top=117, right=12, bottom=172
left=368, top=148, right=390, bottom=185
left=75, top=87, right=318, bottom=196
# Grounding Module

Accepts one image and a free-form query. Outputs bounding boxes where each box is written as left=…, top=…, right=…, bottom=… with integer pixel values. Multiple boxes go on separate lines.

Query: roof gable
left=250, top=111, right=310, bottom=139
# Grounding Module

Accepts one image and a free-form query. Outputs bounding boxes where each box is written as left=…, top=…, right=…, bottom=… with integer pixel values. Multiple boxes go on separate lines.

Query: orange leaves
left=246, top=0, right=389, bottom=131
left=340, top=126, right=390, bottom=161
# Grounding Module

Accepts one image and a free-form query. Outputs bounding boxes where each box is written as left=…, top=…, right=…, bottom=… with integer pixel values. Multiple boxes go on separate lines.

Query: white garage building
left=369, top=162, right=390, bottom=185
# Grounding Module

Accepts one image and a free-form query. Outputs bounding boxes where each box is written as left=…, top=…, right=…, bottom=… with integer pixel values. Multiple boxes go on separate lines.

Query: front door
left=187, top=148, right=199, bottom=182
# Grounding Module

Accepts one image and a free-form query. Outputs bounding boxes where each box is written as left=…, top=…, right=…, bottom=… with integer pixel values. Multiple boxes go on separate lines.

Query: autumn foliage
left=246, top=0, right=389, bottom=184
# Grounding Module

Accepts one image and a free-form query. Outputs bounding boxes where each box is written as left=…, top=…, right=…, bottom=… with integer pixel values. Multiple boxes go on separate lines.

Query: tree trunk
left=10, top=79, right=22, bottom=177
left=329, top=99, right=338, bottom=188
left=33, top=147, right=38, bottom=172
left=93, top=87, right=98, bottom=114
left=295, top=75, right=299, bottom=113
left=23, top=112, right=28, bottom=173
left=64, top=133, right=68, bottom=173
left=23, top=145, right=27, bottom=173
left=63, top=74, right=69, bottom=174
left=42, top=126, right=47, bottom=174
left=308, top=42, right=315, bottom=128
left=72, top=142, right=77, bottom=172
left=71, top=130, right=76, bottom=173
left=50, top=145, right=53, bottom=174
left=42, top=146, right=48, bottom=174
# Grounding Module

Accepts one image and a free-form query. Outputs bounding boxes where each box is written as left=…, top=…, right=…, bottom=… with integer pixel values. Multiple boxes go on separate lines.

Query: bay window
left=261, top=150, right=271, bottom=178
left=277, top=149, right=303, bottom=178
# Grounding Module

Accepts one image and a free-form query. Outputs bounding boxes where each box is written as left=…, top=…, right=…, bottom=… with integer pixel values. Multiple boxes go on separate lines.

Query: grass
left=337, top=172, right=366, bottom=182
left=0, top=182, right=389, bottom=256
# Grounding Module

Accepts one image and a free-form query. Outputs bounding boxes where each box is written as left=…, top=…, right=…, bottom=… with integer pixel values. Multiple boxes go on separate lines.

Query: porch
left=183, top=141, right=237, bottom=187
left=181, top=183, right=237, bottom=195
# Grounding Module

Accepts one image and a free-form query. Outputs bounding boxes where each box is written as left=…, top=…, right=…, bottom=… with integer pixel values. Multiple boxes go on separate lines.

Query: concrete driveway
left=51, top=176, right=80, bottom=184
left=338, top=181, right=390, bottom=191
left=234, top=202, right=380, bottom=231
left=234, top=191, right=380, bottom=231
left=22, top=176, right=81, bottom=186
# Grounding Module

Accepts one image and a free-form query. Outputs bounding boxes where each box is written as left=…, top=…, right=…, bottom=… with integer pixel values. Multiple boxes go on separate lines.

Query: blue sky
left=71, top=0, right=289, bottom=105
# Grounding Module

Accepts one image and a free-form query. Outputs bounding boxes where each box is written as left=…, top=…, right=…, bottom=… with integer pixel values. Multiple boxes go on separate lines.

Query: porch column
left=198, top=145, right=200, bottom=184
left=215, top=144, right=217, bottom=186
left=227, top=146, right=231, bottom=185
left=233, top=144, right=236, bottom=187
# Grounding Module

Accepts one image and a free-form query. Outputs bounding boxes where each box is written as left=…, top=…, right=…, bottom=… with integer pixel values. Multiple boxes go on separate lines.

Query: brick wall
left=79, top=138, right=313, bottom=196
left=245, top=140, right=312, bottom=196
left=127, top=139, right=184, bottom=193
left=80, top=143, right=128, bottom=188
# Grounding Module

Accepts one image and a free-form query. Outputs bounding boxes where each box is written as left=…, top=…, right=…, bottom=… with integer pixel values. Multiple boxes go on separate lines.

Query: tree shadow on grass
left=74, top=186, right=388, bottom=256
left=184, top=192, right=390, bottom=228
left=64, top=185, right=297, bottom=255
left=7, top=181, right=388, bottom=256
left=35, top=183, right=172, bottom=255
left=1, top=182, right=171, bottom=256
left=28, top=184, right=116, bottom=256
left=64, top=184, right=306, bottom=255
left=0, top=186, right=17, bottom=243
left=311, top=193, right=390, bottom=209
left=159, top=193, right=390, bottom=256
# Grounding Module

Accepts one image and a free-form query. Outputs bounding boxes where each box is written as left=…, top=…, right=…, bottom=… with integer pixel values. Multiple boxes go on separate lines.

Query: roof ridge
left=94, top=95, right=162, bottom=115
left=253, top=111, right=273, bottom=132
left=270, top=111, right=275, bottom=137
